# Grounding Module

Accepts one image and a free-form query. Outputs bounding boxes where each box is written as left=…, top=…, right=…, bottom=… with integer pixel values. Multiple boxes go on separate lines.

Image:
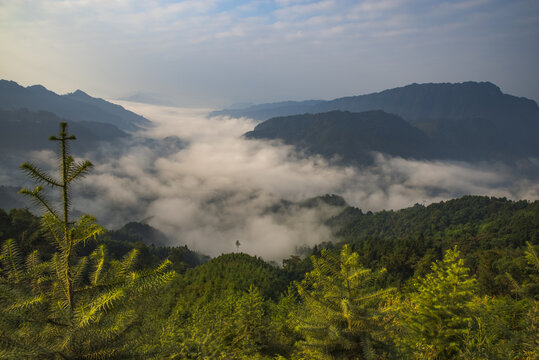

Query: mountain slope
left=179, top=252, right=289, bottom=300
left=0, top=108, right=127, bottom=153
left=214, top=82, right=539, bottom=125
left=0, top=80, right=150, bottom=131
left=311, top=82, right=538, bottom=124
left=211, top=99, right=325, bottom=121
left=329, top=195, right=539, bottom=287
left=244, top=109, right=537, bottom=164
left=245, top=110, right=434, bottom=164
left=108, top=221, right=170, bottom=247
left=312, top=82, right=539, bottom=157
left=238, top=82, right=539, bottom=163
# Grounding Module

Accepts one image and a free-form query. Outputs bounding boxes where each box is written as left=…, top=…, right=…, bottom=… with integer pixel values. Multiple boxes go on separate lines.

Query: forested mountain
left=226, top=82, right=539, bottom=164
left=245, top=110, right=434, bottom=164
left=2, top=195, right=537, bottom=359
left=0, top=80, right=150, bottom=131
left=108, top=221, right=171, bottom=247
left=329, top=195, right=539, bottom=290
left=245, top=108, right=539, bottom=164
left=178, top=253, right=290, bottom=301
left=311, top=82, right=538, bottom=125
left=265, top=193, right=347, bottom=214
left=0, top=85, right=182, bottom=213
left=0, top=109, right=131, bottom=194
left=214, top=82, right=539, bottom=124
left=0, top=108, right=127, bottom=153
left=2, top=195, right=534, bottom=286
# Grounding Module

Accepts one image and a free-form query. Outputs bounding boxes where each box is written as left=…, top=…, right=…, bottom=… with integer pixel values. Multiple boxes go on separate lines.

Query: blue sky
left=1, top=0, right=538, bottom=107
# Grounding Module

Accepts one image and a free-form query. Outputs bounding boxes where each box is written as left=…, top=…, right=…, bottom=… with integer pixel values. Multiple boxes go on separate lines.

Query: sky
left=1, top=0, right=538, bottom=107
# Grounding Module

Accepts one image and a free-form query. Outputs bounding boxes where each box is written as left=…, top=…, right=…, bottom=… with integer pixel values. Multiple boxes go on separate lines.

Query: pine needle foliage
left=523, top=241, right=539, bottom=299
left=231, top=285, right=267, bottom=355
left=161, top=286, right=271, bottom=359
left=398, top=246, right=478, bottom=359
left=0, top=239, right=24, bottom=283
left=0, top=122, right=176, bottom=359
left=518, top=242, right=539, bottom=358
left=294, top=244, right=395, bottom=359
left=19, top=122, right=99, bottom=311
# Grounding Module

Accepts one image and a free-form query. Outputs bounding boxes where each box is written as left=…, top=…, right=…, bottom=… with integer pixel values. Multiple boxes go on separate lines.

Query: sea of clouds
left=18, top=102, right=539, bottom=261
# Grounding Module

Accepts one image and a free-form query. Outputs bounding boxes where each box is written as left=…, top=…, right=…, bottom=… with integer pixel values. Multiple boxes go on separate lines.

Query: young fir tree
left=231, top=285, right=267, bottom=355
left=294, top=244, right=395, bottom=359
left=0, top=122, right=175, bottom=359
left=160, top=286, right=271, bottom=360
left=398, top=246, right=478, bottom=359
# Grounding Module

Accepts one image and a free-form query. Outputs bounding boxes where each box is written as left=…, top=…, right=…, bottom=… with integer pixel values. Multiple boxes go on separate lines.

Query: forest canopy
left=0, top=122, right=537, bottom=359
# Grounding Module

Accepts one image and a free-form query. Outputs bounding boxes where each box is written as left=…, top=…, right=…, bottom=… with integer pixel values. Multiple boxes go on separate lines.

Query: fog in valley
left=14, top=102, right=539, bottom=261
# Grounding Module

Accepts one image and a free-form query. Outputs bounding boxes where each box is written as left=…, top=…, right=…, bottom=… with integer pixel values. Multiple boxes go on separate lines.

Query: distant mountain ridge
left=0, top=80, right=151, bottom=131
left=0, top=108, right=128, bottom=154
left=212, top=82, right=539, bottom=125
left=245, top=109, right=538, bottom=165
left=239, top=82, right=539, bottom=165
left=211, top=99, right=325, bottom=121
left=309, top=82, right=538, bottom=124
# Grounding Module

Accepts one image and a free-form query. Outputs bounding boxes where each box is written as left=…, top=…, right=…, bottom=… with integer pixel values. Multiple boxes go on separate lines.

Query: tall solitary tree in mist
left=0, top=122, right=175, bottom=359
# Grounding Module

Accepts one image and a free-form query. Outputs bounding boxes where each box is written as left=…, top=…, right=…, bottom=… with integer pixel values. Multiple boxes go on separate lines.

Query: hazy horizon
left=1, top=0, right=538, bottom=107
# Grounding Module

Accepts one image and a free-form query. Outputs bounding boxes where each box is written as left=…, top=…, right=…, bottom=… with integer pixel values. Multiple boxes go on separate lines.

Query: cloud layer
left=55, top=102, right=539, bottom=260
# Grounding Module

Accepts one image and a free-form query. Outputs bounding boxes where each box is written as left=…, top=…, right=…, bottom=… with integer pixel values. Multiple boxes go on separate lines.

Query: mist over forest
left=0, top=79, right=537, bottom=262
left=3, top=100, right=530, bottom=261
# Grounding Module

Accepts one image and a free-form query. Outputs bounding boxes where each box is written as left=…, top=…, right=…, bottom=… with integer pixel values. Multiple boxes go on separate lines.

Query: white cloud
left=1, top=0, right=537, bottom=105
left=274, top=0, right=336, bottom=18
left=64, top=102, right=539, bottom=261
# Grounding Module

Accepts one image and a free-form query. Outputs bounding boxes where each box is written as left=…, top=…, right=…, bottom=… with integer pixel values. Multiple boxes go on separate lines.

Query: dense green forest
left=1, top=123, right=538, bottom=359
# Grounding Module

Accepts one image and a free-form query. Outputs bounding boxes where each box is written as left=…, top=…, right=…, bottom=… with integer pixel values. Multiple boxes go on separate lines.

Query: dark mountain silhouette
left=311, top=82, right=538, bottom=123
left=0, top=108, right=127, bottom=154
left=245, top=109, right=538, bottom=165
left=245, top=111, right=434, bottom=165
left=309, top=82, right=539, bottom=158
left=0, top=80, right=151, bottom=131
left=238, top=82, right=539, bottom=164
left=213, top=82, right=538, bottom=125
left=264, top=194, right=347, bottom=217
left=109, top=222, right=170, bottom=247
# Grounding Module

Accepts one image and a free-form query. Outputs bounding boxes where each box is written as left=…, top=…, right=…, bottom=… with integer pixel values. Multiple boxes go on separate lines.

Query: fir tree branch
left=67, top=160, right=94, bottom=183
left=19, top=186, right=60, bottom=221
left=20, top=162, right=61, bottom=187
